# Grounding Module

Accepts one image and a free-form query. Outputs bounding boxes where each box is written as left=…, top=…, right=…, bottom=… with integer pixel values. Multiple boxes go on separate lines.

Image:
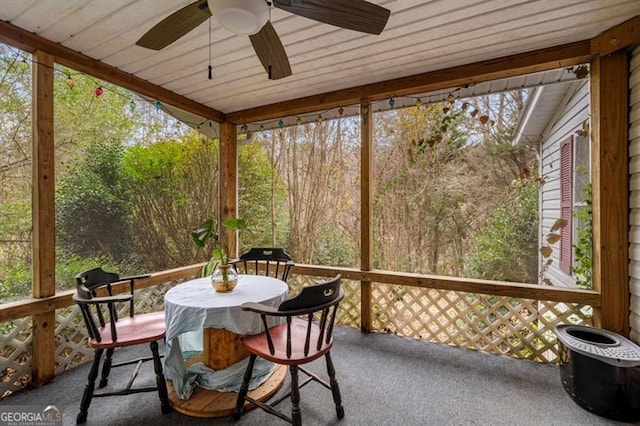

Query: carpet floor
left=3, top=326, right=629, bottom=426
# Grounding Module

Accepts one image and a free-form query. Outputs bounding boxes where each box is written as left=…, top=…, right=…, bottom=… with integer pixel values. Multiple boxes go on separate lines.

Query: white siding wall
left=539, top=81, right=589, bottom=287
left=629, top=45, right=640, bottom=343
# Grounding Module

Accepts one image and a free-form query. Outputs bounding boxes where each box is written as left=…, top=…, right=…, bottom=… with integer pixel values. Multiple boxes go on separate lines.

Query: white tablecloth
left=163, top=275, right=288, bottom=400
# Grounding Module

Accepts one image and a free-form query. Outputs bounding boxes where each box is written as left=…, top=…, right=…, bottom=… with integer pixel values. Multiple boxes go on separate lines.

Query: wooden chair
left=72, top=267, right=171, bottom=424
left=231, top=247, right=294, bottom=282
left=234, top=275, right=344, bottom=426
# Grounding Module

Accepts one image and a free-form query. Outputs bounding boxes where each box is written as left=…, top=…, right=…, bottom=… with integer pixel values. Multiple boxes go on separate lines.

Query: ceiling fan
left=136, top=0, right=391, bottom=80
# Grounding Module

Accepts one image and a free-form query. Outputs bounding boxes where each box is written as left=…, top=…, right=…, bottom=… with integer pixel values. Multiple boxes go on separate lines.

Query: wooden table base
left=167, top=365, right=287, bottom=418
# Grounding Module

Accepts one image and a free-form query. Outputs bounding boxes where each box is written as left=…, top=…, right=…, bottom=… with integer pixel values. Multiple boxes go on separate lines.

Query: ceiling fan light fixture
left=208, top=0, right=269, bottom=35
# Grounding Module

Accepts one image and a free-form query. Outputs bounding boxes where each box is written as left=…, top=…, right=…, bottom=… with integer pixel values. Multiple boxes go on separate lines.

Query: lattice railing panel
left=0, top=317, right=32, bottom=398
left=55, top=305, right=92, bottom=373
left=370, top=283, right=593, bottom=363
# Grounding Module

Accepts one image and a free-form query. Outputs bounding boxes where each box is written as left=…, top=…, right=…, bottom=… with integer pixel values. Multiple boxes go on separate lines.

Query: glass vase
left=211, top=263, right=238, bottom=292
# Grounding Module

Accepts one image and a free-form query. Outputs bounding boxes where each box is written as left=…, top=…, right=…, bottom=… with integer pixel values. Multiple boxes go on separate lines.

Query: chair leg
left=234, top=354, right=257, bottom=420
left=325, top=352, right=344, bottom=418
left=77, top=348, right=103, bottom=424
left=99, top=348, right=114, bottom=388
left=150, top=340, right=171, bottom=414
left=290, top=365, right=302, bottom=426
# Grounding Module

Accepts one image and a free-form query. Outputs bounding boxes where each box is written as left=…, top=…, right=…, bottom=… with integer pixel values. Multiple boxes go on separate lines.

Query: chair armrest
left=73, top=293, right=133, bottom=304
left=240, top=302, right=281, bottom=315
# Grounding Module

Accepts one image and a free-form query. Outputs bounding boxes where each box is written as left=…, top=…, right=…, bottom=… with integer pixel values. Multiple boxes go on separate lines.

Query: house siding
left=539, top=82, right=589, bottom=288
left=629, top=45, right=640, bottom=343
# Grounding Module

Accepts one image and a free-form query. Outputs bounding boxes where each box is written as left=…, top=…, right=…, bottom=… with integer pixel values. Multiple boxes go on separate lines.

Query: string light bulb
left=155, top=101, right=162, bottom=111
left=338, top=107, right=344, bottom=116
left=94, top=86, right=103, bottom=97
left=65, top=75, right=74, bottom=90
left=278, top=119, right=284, bottom=128
left=389, top=98, right=395, bottom=108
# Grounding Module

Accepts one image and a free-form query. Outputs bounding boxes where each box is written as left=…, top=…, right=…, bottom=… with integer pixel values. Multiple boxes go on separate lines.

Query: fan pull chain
left=207, top=17, right=212, bottom=80
left=268, top=2, right=273, bottom=80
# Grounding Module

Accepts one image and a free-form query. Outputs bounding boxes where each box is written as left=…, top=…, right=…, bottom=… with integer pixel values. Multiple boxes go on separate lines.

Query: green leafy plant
left=572, top=182, right=592, bottom=288
left=191, top=218, right=247, bottom=277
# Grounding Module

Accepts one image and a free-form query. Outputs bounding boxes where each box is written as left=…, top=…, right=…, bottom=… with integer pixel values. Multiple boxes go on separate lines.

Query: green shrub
left=465, top=178, right=539, bottom=283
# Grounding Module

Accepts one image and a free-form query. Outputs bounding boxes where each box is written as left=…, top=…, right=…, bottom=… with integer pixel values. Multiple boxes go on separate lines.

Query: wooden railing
left=0, top=263, right=599, bottom=397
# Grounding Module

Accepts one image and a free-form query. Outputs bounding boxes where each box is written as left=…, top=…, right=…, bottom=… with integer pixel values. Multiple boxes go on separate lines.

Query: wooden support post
left=590, top=51, right=630, bottom=336
left=360, top=98, right=373, bottom=333
left=219, top=122, right=238, bottom=259
left=31, top=50, right=56, bottom=387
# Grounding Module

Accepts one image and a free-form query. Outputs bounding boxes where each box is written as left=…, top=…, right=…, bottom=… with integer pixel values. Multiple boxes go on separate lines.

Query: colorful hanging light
left=94, top=86, right=103, bottom=97
left=65, top=75, right=74, bottom=90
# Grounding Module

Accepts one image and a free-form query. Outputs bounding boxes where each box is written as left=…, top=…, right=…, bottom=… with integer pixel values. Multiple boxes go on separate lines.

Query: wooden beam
left=219, top=122, right=238, bottom=258
left=0, top=264, right=202, bottom=324
left=289, top=265, right=602, bottom=306
left=592, top=15, right=640, bottom=56
left=226, top=41, right=592, bottom=124
left=590, top=51, right=630, bottom=336
left=360, top=98, right=373, bottom=333
left=0, top=263, right=601, bottom=325
left=31, top=50, right=55, bottom=387
left=0, top=20, right=225, bottom=123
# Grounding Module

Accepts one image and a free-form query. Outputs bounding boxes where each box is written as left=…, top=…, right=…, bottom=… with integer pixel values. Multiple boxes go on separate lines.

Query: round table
left=163, top=274, right=288, bottom=417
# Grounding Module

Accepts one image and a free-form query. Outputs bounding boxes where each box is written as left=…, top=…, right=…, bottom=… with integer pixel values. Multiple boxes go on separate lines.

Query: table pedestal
left=167, top=365, right=286, bottom=418
left=204, top=328, right=249, bottom=370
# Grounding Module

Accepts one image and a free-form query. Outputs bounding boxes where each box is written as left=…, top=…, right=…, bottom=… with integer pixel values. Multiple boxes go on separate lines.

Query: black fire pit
left=555, top=324, right=640, bottom=422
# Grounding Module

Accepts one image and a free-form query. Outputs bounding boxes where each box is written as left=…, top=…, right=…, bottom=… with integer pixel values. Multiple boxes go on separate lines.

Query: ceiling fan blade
left=249, top=21, right=292, bottom=80
left=136, top=0, right=211, bottom=50
left=273, top=0, right=390, bottom=35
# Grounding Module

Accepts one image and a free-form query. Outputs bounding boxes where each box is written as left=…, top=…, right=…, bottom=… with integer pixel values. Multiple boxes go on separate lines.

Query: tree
left=122, top=132, right=219, bottom=270
left=56, top=138, right=134, bottom=261
left=373, top=102, right=469, bottom=275
left=238, top=141, right=288, bottom=250
left=266, top=118, right=359, bottom=265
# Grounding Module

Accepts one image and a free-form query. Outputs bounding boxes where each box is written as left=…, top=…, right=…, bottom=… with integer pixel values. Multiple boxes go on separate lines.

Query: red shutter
left=559, top=136, right=573, bottom=274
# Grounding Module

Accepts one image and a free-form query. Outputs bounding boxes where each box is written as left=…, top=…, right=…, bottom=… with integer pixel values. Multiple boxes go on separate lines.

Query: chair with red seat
left=73, top=267, right=171, bottom=424
left=233, top=274, right=344, bottom=425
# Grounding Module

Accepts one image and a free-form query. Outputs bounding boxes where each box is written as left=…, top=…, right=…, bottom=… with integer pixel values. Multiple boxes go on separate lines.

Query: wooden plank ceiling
left=1, top=0, right=638, bottom=119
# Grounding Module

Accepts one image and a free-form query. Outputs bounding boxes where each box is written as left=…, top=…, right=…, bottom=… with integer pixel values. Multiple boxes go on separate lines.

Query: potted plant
left=191, top=217, right=247, bottom=292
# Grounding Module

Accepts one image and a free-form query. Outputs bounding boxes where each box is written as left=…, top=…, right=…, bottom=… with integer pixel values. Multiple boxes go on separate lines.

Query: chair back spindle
left=231, top=247, right=294, bottom=282
left=258, top=275, right=343, bottom=359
